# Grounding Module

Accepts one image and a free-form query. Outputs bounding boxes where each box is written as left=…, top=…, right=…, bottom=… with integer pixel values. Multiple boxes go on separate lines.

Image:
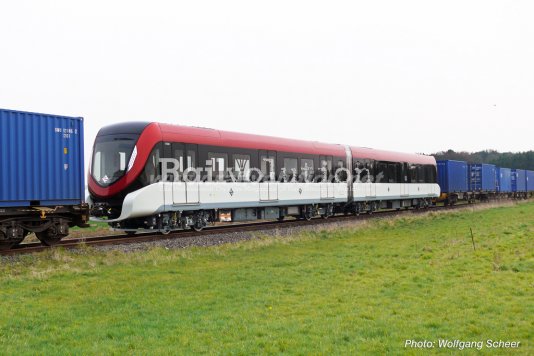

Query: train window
left=355, top=160, right=372, bottom=183
left=387, top=163, right=398, bottom=183
left=417, top=165, right=425, bottom=183
left=282, top=158, right=298, bottom=182
left=173, top=147, right=184, bottom=172
left=141, top=144, right=162, bottom=185
left=208, top=152, right=228, bottom=181
left=233, top=154, right=250, bottom=181
left=319, top=156, right=332, bottom=181
left=91, top=135, right=137, bottom=186
left=186, top=150, right=196, bottom=170
left=260, top=154, right=276, bottom=181
left=336, top=159, right=348, bottom=182
left=403, top=163, right=411, bottom=183
left=425, top=165, right=436, bottom=183
left=410, top=164, right=417, bottom=183
left=301, top=159, right=314, bottom=182
left=375, top=162, right=387, bottom=183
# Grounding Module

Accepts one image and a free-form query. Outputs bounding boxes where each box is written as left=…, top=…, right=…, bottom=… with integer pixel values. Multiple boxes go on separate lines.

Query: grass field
left=0, top=202, right=533, bottom=354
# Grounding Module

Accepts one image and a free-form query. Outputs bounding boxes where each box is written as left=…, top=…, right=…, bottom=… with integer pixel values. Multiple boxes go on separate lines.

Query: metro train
left=88, top=122, right=441, bottom=233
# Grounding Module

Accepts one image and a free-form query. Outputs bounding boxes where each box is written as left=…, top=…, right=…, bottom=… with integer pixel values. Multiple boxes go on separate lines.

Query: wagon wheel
left=35, top=226, right=65, bottom=246
left=0, top=235, right=23, bottom=250
left=0, top=230, right=28, bottom=250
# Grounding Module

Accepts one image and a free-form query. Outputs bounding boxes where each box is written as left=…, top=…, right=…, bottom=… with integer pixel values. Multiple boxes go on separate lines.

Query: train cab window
left=91, top=135, right=137, bottom=186
left=260, top=154, right=276, bottom=181
left=207, top=152, right=228, bottom=181
left=282, top=158, right=298, bottom=182
left=233, top=154, right=250, bottom=181
left=300, top=159, right=314, bottom=182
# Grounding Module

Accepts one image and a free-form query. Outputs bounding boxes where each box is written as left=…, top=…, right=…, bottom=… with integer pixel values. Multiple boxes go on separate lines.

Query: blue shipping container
left=527, top=170, right=534, bottom=192
left=469, top=163, right=496, bottom=192
left=512, top=169, right=527, bottom=192
left=496, top=167, right=512, bottom=193
left=437, top=160, right=468, bottom=193
left=0, top=108, right=84, bottom=207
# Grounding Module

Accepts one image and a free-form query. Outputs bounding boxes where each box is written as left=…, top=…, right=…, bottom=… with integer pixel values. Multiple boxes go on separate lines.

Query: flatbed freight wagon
left=436, top=160, right=468, bottom=204
left=0, top=108, right=89, bottom=248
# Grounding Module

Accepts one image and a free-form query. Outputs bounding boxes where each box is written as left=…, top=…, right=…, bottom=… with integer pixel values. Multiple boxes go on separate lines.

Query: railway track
left=0, top=202, right=511, bottom=256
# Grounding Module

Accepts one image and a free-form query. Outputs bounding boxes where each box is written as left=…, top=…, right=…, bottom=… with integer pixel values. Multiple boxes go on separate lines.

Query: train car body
left=469, top=163, right=496, bottom=193
left=527, top=170, right=534, bottom=194
left=89, top=122, right=440, bottom=232
left=512, top=169, right=527, bottom=197
left=496, top=167, right=512, bottom=194
left=436, top=160, right=468, bottom=194
left=0, top=109, right=89, bottom=247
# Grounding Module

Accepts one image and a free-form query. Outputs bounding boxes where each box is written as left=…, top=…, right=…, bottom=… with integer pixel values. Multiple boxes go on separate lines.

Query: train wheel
left=322, top=204, right=334, bottom=219
left=192, top=224, right=204, bottom=232
left=36, top=225, right=66, bottom=246
left=0, top=232, right=24, bottom=250
left=302, top=206, right=314, bottom=221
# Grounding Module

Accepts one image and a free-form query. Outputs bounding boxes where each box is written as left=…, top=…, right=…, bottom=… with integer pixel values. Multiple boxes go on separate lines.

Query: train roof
left=157, top=123, right=435, bottom=165
left=99, top=121, right=435, bottom=165
left=350, top=146, right=436, bottom=165
left=158, top=123, right=346, bottom=157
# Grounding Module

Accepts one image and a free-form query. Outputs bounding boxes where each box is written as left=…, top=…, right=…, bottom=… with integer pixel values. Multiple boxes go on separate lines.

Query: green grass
left=1, top=202, right=533, bottom=355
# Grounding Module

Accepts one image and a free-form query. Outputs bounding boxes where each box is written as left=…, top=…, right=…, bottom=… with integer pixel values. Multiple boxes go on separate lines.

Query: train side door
left=185, top=144, right=200, bottom=204
left=367, top=161, right=377, bottom=198
left=401, top=163, right=410, bottom=196
left=162, top=143, right=175, bottom=207
left=169, top=143, right=186, bottom=204
left=259, top=150, right=277, bottom=201
left=319, top=155, right=333, bottom=199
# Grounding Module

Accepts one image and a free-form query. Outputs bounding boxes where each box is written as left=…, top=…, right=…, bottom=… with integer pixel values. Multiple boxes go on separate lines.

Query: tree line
left=432, top=150, right=534, bottom=170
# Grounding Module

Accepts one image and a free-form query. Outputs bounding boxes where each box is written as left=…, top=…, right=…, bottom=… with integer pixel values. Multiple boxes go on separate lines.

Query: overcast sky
left=1, top=0, right=533, bottom=169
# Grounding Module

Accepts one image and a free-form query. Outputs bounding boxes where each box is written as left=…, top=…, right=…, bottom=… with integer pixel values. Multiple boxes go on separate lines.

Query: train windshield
left=91, top=134, right=138, bottom=186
